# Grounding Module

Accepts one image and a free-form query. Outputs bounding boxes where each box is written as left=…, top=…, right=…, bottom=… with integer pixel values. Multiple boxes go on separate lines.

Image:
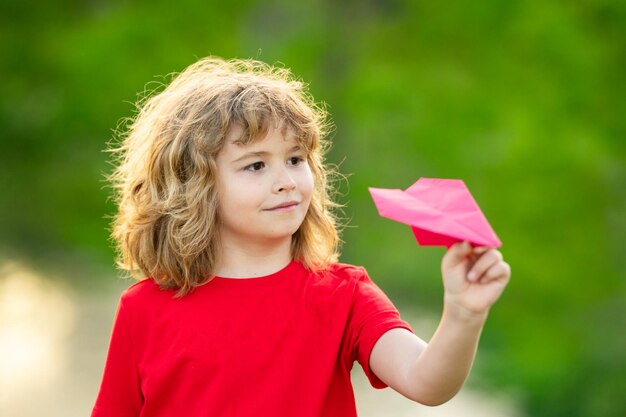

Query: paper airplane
left=369, top=178, right=502, bottom=248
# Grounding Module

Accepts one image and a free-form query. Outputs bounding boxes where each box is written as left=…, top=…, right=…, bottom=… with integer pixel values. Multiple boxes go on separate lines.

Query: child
left=92, top=57, right=510, bottom=417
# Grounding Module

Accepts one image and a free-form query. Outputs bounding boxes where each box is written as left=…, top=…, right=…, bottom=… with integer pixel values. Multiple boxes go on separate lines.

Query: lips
left=266, top=201, right=299, bottom=210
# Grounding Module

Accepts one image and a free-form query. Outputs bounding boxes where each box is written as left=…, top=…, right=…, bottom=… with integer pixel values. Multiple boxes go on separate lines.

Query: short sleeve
left=345, top=267, right=413, bottom=389
left=91, top=295, right=143, bottom=417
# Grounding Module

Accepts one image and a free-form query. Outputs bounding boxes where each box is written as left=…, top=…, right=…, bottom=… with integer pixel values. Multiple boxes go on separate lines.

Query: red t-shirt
left=92, top=261, right=413, bottom=417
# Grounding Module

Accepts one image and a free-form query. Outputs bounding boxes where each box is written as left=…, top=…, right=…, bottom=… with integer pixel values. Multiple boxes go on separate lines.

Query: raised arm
left=369, top=241, right=510, bottom=406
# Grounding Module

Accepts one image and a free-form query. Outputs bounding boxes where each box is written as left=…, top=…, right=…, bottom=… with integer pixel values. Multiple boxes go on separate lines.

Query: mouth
left=265, top=201, right=300, bottom=211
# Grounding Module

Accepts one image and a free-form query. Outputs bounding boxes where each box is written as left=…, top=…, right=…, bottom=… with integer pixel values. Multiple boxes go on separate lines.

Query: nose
left=273, top=166, right=296, bottom=193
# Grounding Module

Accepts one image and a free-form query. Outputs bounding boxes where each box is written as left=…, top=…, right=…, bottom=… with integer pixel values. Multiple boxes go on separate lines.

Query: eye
left=287, top=156, right=305, bottom=166
left=244, top=161, right=265, bottom=172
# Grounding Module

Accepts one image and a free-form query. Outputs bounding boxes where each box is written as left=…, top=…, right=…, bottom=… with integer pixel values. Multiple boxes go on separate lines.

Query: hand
left=441, top=241, right=510, bottom=316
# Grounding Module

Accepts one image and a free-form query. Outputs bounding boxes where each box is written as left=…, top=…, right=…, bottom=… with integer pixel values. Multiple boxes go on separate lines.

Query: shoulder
left=114, top=278, right=178, bottom=327
left=307, top=262, right=373, bottom=288
left=314, top=262, right=395, bottom=306
left=119, top=278, right=174, bottom=306
left=325, top=262, right=368, bottom=278
left=122, top=277, right=159, bottom=296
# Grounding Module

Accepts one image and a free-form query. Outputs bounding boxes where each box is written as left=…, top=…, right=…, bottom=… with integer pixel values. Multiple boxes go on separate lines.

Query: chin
left=265, top=226, right=301, bottom=241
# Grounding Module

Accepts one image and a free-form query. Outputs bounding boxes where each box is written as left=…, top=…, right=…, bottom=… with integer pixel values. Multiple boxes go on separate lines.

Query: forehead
left=217, top=123, right=305, bottom=163
left=222, top=123, right=301, bottom=154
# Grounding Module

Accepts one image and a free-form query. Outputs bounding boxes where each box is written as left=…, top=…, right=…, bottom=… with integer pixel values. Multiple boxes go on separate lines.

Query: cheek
left=219, top=188, right=249, bottom=212
left=298, top=164, right=314, bottom=190
left=216, top=176, right=242, bottom=215
left=301, top=168, right=315, bottom=199
left=217, top=176, right=265, bottom=214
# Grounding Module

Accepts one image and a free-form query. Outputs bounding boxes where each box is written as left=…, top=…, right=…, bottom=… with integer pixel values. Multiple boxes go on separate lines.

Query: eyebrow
left=231, top=145, right=303, bottom=164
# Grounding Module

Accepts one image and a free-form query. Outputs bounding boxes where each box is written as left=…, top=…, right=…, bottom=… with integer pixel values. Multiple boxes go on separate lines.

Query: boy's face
left=215, top=124, right=314, bottom=250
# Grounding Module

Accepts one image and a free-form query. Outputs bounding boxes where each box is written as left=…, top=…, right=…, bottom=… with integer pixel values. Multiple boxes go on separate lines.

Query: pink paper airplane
left=369, top=178, right=502, bottom=248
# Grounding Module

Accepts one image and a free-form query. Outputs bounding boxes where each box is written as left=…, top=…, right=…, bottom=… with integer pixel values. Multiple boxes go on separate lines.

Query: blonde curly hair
left=108, top=57, right=342, bottom=296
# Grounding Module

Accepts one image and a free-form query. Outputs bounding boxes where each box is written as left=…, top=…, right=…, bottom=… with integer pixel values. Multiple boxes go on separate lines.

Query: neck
left=214, top=236, right=293, bottom=278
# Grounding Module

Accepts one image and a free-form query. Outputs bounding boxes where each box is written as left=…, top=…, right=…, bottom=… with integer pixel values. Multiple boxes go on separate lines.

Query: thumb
left=442, top=240, right=473, bottom=270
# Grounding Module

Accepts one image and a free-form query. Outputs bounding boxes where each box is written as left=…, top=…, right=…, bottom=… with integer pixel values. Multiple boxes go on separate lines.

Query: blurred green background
left=1, top=0, right=624, bottom=416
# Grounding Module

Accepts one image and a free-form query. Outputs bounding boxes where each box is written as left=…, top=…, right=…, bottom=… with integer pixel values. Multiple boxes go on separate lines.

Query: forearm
left=371, top=243, right=509, bottom=406
left=407, top=303, right=487, bottom=406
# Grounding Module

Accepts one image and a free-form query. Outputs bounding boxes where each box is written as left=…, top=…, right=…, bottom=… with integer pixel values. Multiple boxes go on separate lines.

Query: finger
left=466, top=246, right=491, bottom=264
left=472, top=246, right=491, bottom=255
left=478, top=261, right=511, bottom=284
left=445, top=241, right=472, bottom=262
left=443, top=241, right=473, bottom=269
left=467, top=249, right=503, bottom=282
